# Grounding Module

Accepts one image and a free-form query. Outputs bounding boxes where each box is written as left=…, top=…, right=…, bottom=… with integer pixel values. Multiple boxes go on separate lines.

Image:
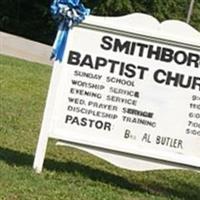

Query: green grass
left=0, top=54, right=200, bottom=200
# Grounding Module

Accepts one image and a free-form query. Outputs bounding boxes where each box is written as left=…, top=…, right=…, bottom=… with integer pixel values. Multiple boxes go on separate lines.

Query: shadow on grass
left=0, top=146, right=199, bottom=200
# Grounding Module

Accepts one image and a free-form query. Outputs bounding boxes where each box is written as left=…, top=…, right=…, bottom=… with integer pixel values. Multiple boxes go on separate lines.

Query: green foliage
left=88, top=0, right=134, bottom=16
left=85, top=0, right=200, bottom=26
left=0, top=0, right=199, bottom=44
left=84, top=0, right=151, bottom=16
left=191, top=0, right=200, bottom=31
left=0, top=55, right=200, bottom=200
left=0, top=0, right=56, bottom=44
left=151, top=0, right=190, bottom=21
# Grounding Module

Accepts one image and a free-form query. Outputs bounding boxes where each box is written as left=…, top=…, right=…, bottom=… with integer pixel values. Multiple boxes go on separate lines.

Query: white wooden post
left=186, top=0, right=195, bottom=24
left=33, top=62, right=62, bottom=173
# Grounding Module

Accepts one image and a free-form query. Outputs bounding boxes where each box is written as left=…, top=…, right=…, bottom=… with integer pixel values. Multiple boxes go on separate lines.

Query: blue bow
left=51, top=0, right=90, bottom=61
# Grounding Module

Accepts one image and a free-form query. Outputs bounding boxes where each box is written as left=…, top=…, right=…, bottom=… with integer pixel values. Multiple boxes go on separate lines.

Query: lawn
left=0, top=54, right=199, bottom=200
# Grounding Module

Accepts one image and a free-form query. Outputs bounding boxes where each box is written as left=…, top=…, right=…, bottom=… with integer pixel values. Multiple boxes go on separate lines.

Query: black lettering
left=104, top=122, right=111, bottom=131
left=80, top=118, right=87, bottom=126
left=80, top=54, right=94, bottom=68
left=142, top=133, right=151, bottom=143
left=95, top=57, right=107, bottom=69
left=119, top=62, right=125, bottom=76
left=192, top=77, right=200, bottom=91
left=187, top=53, right=200, bottom=68
left=67, top=51, right=81, bottom=65
left=130, top=42, right=136, bottom=55
left=160, top=48, right=174, bottom=62
left=101, top=36, right=113, bottom=50
left=124, top=64, right=136, bottom=78
left=124, top=129, right=131, bottom=138
left=154, top=69, right=166, bottom=83
left=179, top=75, right=192, bottom=88
left=113, top=39, right=131, bottom=54
left=165, top=72, right=179, bottom=87
left=65, top=115, right=73, bottom=123
left=137, top=66, right=149, bottom=79
left=147, top=45, right=161, bottom=60
left=137, top=43, right=148, bottom=57
left=174, top=51, right=187, bottom=65
left=108, top=59, right=120, bottom=73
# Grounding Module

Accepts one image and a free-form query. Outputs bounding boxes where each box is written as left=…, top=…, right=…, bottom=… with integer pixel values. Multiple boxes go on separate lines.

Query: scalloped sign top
left=84, top=13, right=200, bottom=45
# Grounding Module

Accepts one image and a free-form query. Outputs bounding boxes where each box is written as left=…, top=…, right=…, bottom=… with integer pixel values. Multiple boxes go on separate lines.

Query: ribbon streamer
left=51, top=0, right=90, bottom=61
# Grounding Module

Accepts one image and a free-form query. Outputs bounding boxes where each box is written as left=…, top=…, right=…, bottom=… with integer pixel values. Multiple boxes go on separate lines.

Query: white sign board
left=33, top=14, right=200, bottom=173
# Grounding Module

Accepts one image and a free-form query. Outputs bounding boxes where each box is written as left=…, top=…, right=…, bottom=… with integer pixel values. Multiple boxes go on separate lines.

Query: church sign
left=33, top=14, right=200, bottom=173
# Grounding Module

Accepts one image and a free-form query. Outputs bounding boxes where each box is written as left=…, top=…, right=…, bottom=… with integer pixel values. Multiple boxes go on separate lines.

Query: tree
left=0, top=0, right=56, bottom=44
left=84, top=0, right=150, bottom=16
left=191, top=0, right=200, bottom=31
left=151, top=0, right=191, bottom=22
left=85, top=0, right=200, bottom=30
left=0, top=0, right=199, bottom=44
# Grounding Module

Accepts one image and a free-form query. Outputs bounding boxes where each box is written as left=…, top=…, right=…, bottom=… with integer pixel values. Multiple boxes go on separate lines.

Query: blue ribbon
left=51, top=0, right=90, bottom=61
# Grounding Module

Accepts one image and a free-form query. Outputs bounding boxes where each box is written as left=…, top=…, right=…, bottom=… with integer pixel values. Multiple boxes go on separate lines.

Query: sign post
left=33, top=13, right=200, bottom=173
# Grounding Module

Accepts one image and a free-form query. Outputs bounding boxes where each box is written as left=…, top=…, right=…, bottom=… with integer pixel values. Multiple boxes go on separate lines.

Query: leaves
left=0, top=0, right=199, bottom=44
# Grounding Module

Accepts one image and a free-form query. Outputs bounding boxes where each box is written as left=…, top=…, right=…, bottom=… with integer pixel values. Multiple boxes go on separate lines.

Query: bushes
left=0, top=0, right=199, bottom=44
